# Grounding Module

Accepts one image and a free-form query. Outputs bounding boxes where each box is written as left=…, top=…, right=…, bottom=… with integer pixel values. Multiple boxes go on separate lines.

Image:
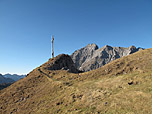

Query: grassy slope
left=0, top=49, right=152, bottom=114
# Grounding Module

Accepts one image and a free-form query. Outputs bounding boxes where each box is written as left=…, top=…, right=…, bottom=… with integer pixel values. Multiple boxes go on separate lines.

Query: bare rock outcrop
left=71, top=44, right=143, bottom=72
left=44, top=54, right=80, bottom=73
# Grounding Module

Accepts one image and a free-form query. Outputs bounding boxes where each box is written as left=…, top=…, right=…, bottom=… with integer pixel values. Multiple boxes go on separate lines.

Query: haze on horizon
left=0, top=0, right=152, bottom=75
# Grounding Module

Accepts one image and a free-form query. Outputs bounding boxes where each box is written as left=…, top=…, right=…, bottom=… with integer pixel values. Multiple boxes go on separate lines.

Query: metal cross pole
left=51, top=35, right=54, bottom=58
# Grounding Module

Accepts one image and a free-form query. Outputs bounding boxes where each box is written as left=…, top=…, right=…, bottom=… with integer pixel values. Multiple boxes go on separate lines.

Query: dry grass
left=0, top=49, right=152, bottom=113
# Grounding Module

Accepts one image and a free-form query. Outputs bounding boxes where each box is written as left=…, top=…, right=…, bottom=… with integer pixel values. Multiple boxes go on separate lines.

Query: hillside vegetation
left=0, top=49, right=152, bottom=114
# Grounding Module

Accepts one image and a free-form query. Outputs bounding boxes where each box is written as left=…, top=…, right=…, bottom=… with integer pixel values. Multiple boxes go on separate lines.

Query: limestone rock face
left=71, top=44, right=99, bottom=69
left=44, top=54, right=80, bottom=73
left=71, top=44, right=143, bottom=72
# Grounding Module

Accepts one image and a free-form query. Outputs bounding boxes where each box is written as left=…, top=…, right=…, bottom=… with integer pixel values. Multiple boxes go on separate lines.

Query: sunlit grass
left=1, top=49, right=152, bottom=113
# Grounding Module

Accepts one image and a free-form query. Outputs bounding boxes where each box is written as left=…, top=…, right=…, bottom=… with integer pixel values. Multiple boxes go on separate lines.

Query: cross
left=51, top=35, right=54, bottom=58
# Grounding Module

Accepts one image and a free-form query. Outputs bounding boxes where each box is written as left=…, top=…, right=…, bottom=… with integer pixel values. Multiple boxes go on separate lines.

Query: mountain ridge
left=71, top=44, right=143, bottom=71
left=0, top=74, right=26, bottom=90
left=3, top=74, right=26, bottom=81
left=0, top=74, right=15, bottom=90
left=0, top=74, right=15, bottom=84
left=0, top=48, right=152, bottom=113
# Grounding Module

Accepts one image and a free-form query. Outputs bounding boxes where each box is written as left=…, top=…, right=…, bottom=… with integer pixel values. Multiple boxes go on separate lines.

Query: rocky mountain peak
left=128, top=45, right=137, bottom=54
left=103, top=45, right=111, bottom=48
left=103, top=45, right=113, bottom=50
left=129, top=45, right=136, bottom=49
left=86, top=43, right=99, bottom=50
left=71, top=44, right=143, bottom=72
left=71, top=44, right=99, bottom=69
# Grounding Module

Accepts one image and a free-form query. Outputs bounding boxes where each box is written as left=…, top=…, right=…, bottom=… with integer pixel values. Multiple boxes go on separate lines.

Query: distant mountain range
left=71, top=44, right=143, bottom=72
left=0, top=74, right=15, bottom=84
left=3, top=74, right=26, bottom=81
left=0, top=73, right=26, bottom=90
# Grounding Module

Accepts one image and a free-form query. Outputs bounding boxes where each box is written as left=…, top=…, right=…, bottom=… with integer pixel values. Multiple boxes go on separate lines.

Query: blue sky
left=0, top=0, right=152, bottom=74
